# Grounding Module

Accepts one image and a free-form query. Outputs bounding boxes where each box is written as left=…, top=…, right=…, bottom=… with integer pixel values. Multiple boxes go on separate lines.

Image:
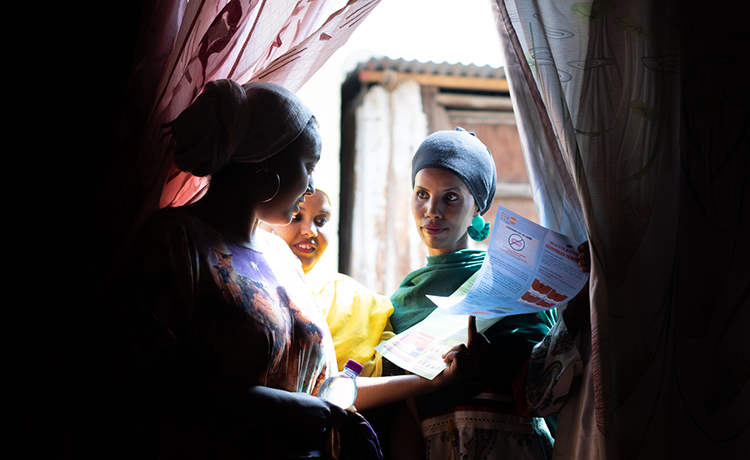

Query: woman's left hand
left=577, top=241, right=591, bottom=273
left=436, top=316, right=490, bottom=385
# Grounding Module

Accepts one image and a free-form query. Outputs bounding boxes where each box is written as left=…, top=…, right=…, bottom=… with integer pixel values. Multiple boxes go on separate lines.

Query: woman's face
left=412, top=168, right=478, bottom=257
left=268, top=191, right=331, bottom=273
left=256, top=122, right=322, bottom=226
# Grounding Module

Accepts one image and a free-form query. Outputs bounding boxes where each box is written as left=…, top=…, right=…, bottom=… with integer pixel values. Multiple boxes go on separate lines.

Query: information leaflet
left=375, top=205, right=589, bottom=379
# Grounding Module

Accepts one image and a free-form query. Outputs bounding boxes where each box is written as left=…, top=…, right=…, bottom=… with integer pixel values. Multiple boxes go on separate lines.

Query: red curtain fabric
left=113, top=0, right=381, bottom=252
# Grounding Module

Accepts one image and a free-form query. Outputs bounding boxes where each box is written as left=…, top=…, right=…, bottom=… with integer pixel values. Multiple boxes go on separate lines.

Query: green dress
left=390, top=249, right=572, bottom=460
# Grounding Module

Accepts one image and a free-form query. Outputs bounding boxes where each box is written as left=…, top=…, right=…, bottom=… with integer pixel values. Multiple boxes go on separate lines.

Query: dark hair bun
left=171, top=80, right=315, bottom=177
left=171, top=80, right=246, bottom=177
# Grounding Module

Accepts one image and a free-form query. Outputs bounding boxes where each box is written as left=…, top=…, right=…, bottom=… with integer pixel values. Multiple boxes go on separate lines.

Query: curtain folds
left=491, top=1, right=748, bottom=459
left=114, top=0, right=381, bottom=252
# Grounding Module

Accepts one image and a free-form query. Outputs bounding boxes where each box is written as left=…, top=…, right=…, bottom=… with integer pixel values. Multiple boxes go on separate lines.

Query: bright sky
left=337, top=0, right=505, bottom=71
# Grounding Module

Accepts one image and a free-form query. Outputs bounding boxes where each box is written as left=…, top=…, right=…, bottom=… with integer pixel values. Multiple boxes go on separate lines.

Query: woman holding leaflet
left=388, top=127, right=591, bottom=459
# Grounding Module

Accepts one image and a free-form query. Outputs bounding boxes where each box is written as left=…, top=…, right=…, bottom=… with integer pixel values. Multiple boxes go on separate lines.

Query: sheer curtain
left=491, top=0, right=748, bottom=458
left=113, top=0, right=381, bottom=254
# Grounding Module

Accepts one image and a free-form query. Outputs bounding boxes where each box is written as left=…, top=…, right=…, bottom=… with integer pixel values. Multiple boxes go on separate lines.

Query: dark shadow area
left=11, top=4, right=143, bottom=456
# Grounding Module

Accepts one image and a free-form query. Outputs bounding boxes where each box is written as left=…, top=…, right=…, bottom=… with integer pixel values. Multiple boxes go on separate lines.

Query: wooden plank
left=436, top=93, right=513, bottom=111
left=448, top=110, right=517, bottom=125
left=495, top=182, right=533, bottom=198
left=359, top=70, right=509, bottom=92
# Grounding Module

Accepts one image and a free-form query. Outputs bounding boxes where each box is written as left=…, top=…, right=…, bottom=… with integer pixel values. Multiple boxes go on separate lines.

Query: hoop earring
left=467, top=215, right=490, bottom=242
left=251, top=168, right=280, bottom=203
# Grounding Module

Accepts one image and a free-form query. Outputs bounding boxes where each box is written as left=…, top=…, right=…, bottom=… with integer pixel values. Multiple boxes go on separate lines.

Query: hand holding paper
left=576, top=242, right=591, bottom=273
left=376, top=205, right=591, bottom=379
left=436, top=316, right=491, bottom=385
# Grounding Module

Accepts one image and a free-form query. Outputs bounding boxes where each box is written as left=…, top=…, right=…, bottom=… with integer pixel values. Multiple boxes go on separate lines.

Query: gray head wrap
left=171, top=80, right=315, bottom=177
left=411, top=127, right=497, bottom=215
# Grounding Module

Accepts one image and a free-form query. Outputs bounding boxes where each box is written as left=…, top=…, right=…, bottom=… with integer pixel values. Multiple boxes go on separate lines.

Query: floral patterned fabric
left=125, top=207, right=336, bottom=394
left=524, top=319, right=583, bottom=418
left=96, top=207, right=338, bottom=457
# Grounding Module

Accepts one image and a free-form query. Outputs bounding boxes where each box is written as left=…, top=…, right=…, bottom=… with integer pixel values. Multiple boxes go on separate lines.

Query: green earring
left=467, top=215, right=490, bottom=241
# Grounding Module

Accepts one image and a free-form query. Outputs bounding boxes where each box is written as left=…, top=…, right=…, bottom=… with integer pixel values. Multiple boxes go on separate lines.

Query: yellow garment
left=307, top=272, right=395, bottom=377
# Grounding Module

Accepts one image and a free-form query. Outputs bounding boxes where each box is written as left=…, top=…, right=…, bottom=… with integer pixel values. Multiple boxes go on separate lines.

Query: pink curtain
left=114, top=0, right=381, bottom=251
left=491, top=0, right=748, bottom=459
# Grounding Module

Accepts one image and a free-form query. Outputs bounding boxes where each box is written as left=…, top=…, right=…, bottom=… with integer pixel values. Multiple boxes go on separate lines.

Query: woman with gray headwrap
left=387, top=128, right=591, bottom=459
left=95, top=82, right=482, bottom=460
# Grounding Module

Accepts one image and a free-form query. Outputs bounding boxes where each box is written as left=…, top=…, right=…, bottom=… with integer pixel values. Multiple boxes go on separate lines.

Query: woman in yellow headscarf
left=263, top=189, right=395, bottom=378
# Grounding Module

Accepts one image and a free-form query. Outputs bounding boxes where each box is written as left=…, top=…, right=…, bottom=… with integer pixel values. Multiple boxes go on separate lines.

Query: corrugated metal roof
left=355, top=57, right=506, bottom=80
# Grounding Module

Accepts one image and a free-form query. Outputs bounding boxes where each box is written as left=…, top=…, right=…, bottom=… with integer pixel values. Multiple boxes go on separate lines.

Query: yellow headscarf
left=307, top=272, right=395, bottom=377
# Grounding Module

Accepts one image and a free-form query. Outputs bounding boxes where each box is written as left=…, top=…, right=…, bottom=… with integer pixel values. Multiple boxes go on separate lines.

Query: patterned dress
left=95, top=207, right=338, bottom=458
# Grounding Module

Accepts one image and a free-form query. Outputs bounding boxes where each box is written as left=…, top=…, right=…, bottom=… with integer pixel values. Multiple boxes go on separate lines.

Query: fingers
left=439, top=316, right=491, bottom=374
left=467, top=316, right=490, bottom=356
left=442, top=343, right=467, bottom=362
left=441, top=316, right=482, bottom=361
left=435, top=319, right=492, bottom=385
left=467, top=315, right=478, bottom=347
left=578, top=242, right=591, bottom=273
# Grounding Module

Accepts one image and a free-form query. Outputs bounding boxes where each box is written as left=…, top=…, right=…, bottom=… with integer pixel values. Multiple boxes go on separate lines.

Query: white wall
left=297, top=47, right=384, bottom=276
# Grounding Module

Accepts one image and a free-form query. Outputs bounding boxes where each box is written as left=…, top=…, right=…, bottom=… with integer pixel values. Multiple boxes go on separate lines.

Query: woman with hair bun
left=89, top=81, right=484, bottom=460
